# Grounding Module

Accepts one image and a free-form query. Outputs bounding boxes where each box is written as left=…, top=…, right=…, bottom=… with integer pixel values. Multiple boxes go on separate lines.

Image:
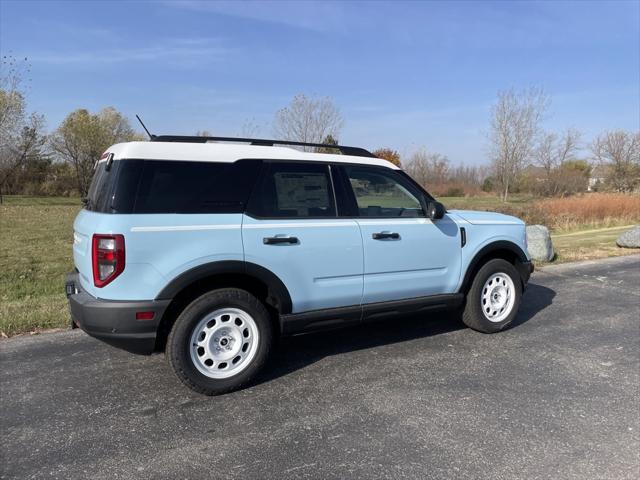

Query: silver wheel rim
left=480, top=272, right=516, bottom=323
left=189, top=307, right=259, bottom=379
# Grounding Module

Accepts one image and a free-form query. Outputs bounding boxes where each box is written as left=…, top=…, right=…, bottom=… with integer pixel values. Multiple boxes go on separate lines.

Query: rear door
left=339, top=164, right=461, bottom=304
left=242, top=161, right=363, bottom=314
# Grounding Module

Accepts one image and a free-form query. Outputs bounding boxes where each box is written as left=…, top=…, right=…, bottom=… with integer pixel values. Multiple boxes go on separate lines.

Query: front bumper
left=516, top=260, right=534, bottom=287
left=65, top=272, right=170, bottom=355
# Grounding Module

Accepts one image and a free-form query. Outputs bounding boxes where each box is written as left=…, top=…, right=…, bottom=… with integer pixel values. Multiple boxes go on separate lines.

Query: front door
left=242, top=161, right=363, bottom=313
left=340, top=164, right=461, bottom=304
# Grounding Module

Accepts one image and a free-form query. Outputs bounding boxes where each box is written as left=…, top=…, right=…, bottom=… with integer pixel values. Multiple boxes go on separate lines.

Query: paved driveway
left=2, top=255, right=639, bottom=479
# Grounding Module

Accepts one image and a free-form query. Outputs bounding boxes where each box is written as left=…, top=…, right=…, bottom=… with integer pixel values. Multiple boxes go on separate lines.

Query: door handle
left=372, top=231, right=400, bottom=240
left=263, top=236, right=299, bottom=245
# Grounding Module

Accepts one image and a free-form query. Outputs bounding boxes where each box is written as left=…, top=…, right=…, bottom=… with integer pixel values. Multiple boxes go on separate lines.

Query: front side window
left=247, top=162, right=336, bottom=218
left=344, top=166, right=424, bottom=218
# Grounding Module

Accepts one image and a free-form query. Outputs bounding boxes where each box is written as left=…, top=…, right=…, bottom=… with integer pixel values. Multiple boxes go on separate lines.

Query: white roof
left=104, top=141, right=399, bottom=169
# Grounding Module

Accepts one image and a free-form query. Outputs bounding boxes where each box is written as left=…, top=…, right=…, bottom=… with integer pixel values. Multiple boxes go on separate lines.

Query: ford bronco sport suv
left=66, top=135, right=532, bottom=395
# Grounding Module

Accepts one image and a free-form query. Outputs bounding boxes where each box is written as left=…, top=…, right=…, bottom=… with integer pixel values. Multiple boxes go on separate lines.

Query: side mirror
left=426, top=201, right=445, bottom=220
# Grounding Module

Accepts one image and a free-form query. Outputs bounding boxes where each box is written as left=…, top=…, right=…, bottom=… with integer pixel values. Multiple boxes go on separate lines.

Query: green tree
left=50, top=107, right=142, bottom=196
left=315, top=134, right=339, bottom=154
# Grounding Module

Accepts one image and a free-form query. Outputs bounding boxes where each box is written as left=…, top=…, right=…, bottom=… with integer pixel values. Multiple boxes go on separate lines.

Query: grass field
left=0, top=194, right=638, bottom=336
left=440, top=195, right=534, bottom=210
left=551, top=225, right=639, bottom=263
left=0, top=197, right=80, bottom=336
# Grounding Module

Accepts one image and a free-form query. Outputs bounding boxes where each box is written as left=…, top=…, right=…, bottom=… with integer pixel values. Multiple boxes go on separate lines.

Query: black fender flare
left=459, top=240, right=529, bottom=293
left=155, top=260, right=293, bottom=314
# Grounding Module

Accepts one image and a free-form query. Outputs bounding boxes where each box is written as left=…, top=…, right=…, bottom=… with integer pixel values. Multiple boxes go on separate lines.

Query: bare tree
left=273, top=94, right=343, bottom=150
left=489, top=87, right=549, bottom=201
left=0, top=114, right=46, bottom=201
left=591, top=130, right=640, bottom=192
left=536, top=129, right=581, bottom=172
left=0, top=55, right=42, bottom=203
left=240, top=118, right=261, bottom=138
left=0, top=55, right=31, bottom=146
left=404, top=148, right=449, bottom=187
left=449, top=163, right=490, bottom=186
left=534, top=128, right=581, bottom=196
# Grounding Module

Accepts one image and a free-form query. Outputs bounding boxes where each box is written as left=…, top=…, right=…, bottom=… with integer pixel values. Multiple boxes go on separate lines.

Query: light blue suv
left=66, top=136, right=533, bottom=395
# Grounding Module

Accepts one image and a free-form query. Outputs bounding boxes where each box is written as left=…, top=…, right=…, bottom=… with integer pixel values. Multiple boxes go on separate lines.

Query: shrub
left=428, top=182, right=480, bottom=197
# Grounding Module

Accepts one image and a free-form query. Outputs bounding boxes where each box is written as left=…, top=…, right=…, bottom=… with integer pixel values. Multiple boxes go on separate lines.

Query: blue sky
left=1, top=0, right=638, bottom=165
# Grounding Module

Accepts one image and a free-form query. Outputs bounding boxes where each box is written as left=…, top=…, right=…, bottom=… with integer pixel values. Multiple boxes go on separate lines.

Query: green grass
left=355, top=195, right=422, bottom=209
left=438, top=195, right=534, bottom=210
left=0, top=196, right=80, bottom=335
left=1, top=195, right=82, bottom=206
left=0, top=194, right=637, bottom=336
left=551, top=225, right=639, bottom=264
left=352, top=194, right=533, bottom=211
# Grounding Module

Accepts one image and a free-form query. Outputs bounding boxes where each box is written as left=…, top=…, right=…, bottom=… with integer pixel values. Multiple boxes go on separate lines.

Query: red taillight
left=136, top=311, right=155, bottom=321
left=92, top=234, right=125, bottom=287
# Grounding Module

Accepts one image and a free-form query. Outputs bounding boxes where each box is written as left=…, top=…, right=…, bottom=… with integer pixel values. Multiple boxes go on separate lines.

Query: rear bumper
left=65, top=272, right=169, bottom=355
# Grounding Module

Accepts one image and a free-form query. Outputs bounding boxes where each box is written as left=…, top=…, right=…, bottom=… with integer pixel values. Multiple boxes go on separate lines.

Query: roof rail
left=150, top=135, right=377, bottom=158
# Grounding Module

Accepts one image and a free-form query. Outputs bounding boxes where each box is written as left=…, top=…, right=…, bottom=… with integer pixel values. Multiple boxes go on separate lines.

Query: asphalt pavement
left=1, top=255, right=639, bottom=479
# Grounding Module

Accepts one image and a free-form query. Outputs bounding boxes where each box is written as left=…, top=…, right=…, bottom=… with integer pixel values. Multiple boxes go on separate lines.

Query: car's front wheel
left=166, top=288, right=273, bottom=395
left=462, top=258, right=522, bottom=333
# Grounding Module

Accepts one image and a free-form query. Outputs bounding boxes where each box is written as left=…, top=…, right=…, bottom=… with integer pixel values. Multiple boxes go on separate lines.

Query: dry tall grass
left=497, top=194, right=640, bottom=231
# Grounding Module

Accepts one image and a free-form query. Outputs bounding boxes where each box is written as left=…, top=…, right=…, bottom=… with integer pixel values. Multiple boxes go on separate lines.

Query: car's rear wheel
left=462, top=258, right=522, bottom=333
left=166, top=288, right=273, bottom=395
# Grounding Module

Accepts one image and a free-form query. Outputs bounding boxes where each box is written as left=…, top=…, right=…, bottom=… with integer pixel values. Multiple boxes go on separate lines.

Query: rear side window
left=247, top=162, right=336, bottom=218
left=129, top=160, right=261, bottom=214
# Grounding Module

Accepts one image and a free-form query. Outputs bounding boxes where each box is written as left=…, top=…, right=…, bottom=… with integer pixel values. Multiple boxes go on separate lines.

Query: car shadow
left=512, top=282, right=556, bottom=327
left=256, top=282, right=556, bottom=386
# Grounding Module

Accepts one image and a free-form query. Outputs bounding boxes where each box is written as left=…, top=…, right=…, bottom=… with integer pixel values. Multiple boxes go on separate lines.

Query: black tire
left=166, top=288, right=274, bottom=395
left=462, top=258, right=522, bottom=333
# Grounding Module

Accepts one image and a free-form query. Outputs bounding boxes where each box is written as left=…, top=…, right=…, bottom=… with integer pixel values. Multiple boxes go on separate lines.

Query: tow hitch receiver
left=65, top=281, right=77, bottom=298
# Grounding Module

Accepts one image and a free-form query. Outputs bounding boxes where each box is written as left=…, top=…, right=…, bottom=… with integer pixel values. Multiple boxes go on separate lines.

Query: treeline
left=487, top=88, right=639, bottom=200
left=0, top=57, right=141, bottom=200
left=253, top=92, right=639, bottom=198
left=1, top=107, right=141, bottom=198
left=1, top=57, right=638, bottom=201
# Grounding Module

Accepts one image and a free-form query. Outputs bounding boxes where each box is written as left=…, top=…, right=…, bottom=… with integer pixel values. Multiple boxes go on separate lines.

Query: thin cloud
left=29, top=38, right=232, bottom=67
left=162, top=0, right=347, bottom=33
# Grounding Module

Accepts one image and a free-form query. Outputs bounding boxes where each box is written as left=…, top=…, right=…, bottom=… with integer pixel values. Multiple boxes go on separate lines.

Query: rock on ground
left=617, top=225, right=640, bottom=248
left=526, top=225, right=555, bottom=261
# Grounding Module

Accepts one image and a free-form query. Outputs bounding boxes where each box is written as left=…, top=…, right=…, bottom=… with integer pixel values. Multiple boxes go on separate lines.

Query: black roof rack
left=150, top=134, right=377, bottom=158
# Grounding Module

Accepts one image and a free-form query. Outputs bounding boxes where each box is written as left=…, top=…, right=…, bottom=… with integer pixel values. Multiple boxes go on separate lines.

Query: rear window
left=85, top=159, right=261, bottom=214
left=85, top=161, right=116, bottom=212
